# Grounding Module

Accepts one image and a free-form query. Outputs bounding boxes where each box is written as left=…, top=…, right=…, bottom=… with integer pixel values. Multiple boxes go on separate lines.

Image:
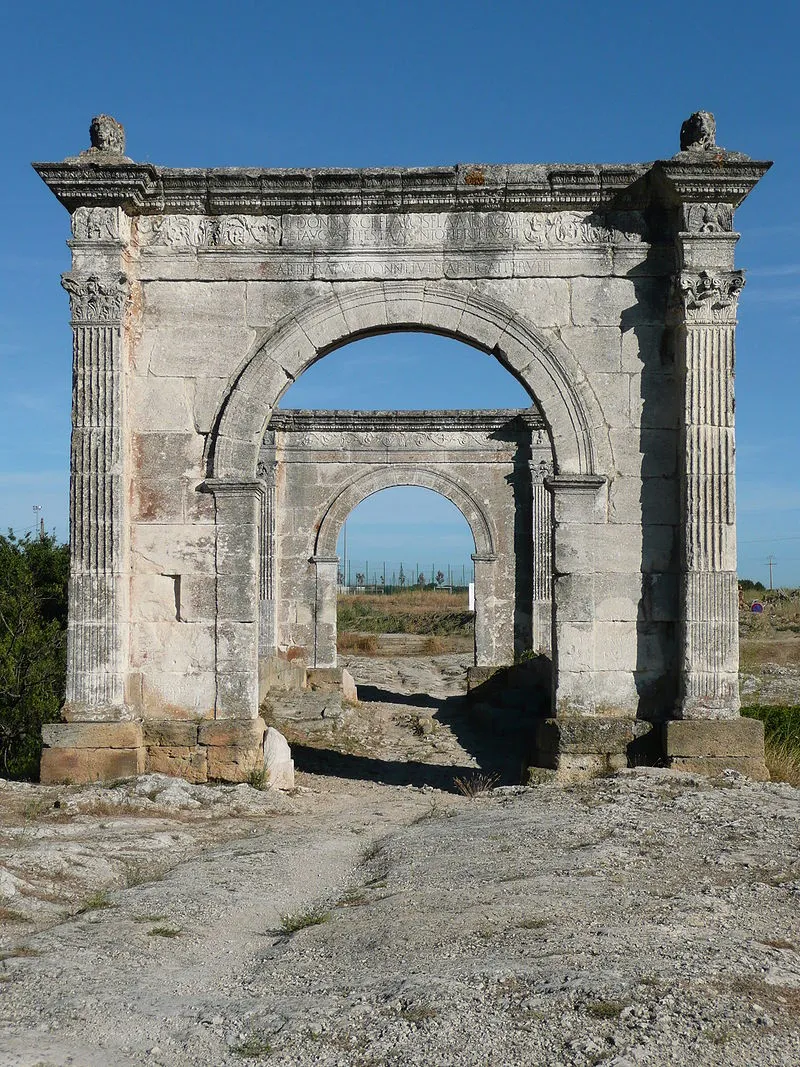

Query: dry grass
left=345, top=590, right=468, bottom=613
left=420, top=636, right=446, bottom=654
left=764, top=738, right=800, bottom=787
left=740, top=638, right=800, bottom=669
left=453, top=771, right=500, bottom=798
left=337, top=632, right=379, bottom=654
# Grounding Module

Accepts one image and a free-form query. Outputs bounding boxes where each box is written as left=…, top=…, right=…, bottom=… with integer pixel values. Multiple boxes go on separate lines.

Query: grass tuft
left=75, top=890, right=113, bottom=914
left=278, top=906, right=330, bottom=934
left=453, top=771, right=499, bottom=798
left=585, top=999, right=627, bottom=1019
left=232, top=1034, right=272, bottom=1058
left=148, top=926, right=181, bottom=938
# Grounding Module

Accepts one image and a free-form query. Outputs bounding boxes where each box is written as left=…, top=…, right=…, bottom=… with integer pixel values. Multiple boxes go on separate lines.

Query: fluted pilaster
left=62, top=271, right=129, bottom=715
left=675, top=269, right=743, bottom=718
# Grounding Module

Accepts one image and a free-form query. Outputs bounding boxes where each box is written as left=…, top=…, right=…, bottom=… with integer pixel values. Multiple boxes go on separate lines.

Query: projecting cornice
left=33, top=160, right=659, bottom=215
left=653, top=157, right=772, bottom=208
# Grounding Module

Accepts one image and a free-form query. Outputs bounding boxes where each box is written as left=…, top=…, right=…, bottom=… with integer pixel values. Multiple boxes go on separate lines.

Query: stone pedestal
left=663, top=718, right=768, bottom=779
left=40, top=722, right=145, bottom=784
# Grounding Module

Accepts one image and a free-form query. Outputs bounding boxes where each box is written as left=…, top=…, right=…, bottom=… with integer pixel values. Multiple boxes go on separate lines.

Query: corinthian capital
left=62, top=272, right=129, bottom=325
left=674, top=269, right=745, bottom=324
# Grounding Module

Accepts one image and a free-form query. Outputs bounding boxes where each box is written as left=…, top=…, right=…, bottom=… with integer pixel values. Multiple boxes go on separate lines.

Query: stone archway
left=210, top=281, right=608, bottom=481
left=36, top=114, right=771, bottom=784
left=312, top=466, right=496, bottom=669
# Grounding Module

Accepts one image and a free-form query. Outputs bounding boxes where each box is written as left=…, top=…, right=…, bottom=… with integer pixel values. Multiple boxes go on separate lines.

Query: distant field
left=337, top=589, right=474, bottom=639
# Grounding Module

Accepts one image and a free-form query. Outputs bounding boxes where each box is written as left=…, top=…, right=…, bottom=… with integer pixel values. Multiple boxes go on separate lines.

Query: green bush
left=0, top=532, right=69, bottom=779
left=741, top=705, right=800, bottom=749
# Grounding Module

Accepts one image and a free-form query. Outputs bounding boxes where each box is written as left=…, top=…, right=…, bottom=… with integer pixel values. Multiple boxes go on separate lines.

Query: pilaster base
left=40, top=718, right=269, bottom=785
left=663, top=718, right=768, bottom=780
left=40, top=722, right=145, bottom=784
left=532, top=716, right=647, bottom=780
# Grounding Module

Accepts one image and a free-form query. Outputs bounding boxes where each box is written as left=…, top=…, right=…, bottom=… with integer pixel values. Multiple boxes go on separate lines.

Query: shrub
left=741, top=705, right=800, bottom=748
left=0, top=532, right=69, bottom=779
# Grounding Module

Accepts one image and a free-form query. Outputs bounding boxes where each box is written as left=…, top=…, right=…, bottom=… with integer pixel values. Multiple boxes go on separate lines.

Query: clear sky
left=1, top=0, right=798, bottom=584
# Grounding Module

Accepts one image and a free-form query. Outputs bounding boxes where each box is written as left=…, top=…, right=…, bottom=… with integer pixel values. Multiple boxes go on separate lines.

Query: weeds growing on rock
left=279, top=906, right=330, bottom=934
left=517, top=916, right=549, bottom=930
left=148, top=926, right=181, bottom=938
left=232, top=1034, right=272, bottom=1057
left=76, top=890, right=113, bottom=914
left=336, top=888, right=369, bottom=908
left=453, top=771, right=499, bottom=798
left=397, top=1003, right=438, bottom=1025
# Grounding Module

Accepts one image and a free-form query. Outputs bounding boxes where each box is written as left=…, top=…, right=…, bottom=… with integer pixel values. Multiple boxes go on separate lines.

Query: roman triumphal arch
left=35, top=111, right=771, bottom=783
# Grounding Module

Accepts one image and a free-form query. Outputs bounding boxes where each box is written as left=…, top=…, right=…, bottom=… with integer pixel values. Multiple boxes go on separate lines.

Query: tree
left=0, top=532, right=69, bottom=779
left=398, top=565, right=406, bottom=588
left=417, top=572, right=426, bottom=587
left=355, top=572, right=365, bottom=586
left=435, top=570, right=445, bottom=588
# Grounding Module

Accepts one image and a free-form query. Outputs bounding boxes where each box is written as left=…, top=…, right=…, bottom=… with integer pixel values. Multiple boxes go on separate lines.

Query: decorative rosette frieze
left=673, top=269, right=745, bottom=324
left=62, top=272, right=129, bottom=325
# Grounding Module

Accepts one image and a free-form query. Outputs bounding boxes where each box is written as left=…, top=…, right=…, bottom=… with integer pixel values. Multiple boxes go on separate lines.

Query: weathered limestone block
left=307, top=667, right=348, bottom=693
left=139, top=671, right=216, bottom=719
left=147, top=745, right=208, bottom=783
left=141, top=720, right=199, bottom=747
left=42, top=722, right=143, bottom=749
left=40, top=746, right=146, bottom=784
left=663, top=719, right=768, bottom=779
left=263, top=727, right=295, bottom=789
left=664, top=718, right=764, bottom=758
left=207, top=745, right=263, bottom=782
left=341, top=669, right=358, bottom=704
left=668, top=756, right=769, bottom=780
left=258, top=655, right=307, bottom=700
left=536, top=717, right=635, bottom=755
left=199, top=718, right=265, bottom=747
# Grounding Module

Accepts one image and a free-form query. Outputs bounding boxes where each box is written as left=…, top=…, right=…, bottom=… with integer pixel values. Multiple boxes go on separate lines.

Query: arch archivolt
left=211, top=281, right=609, bottom=481
left=313, top=465, right=495, bottom=560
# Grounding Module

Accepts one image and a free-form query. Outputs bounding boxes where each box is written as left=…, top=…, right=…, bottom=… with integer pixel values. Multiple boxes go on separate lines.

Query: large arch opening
left=334, top=485, right=477, bottom=659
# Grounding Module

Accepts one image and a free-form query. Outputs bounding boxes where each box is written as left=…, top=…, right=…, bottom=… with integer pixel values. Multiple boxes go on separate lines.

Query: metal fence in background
left=336, top=560, right=475, bottom=594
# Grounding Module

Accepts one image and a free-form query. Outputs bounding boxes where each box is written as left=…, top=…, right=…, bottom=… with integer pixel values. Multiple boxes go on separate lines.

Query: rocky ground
left=2, top=655, right=800, bottom=1066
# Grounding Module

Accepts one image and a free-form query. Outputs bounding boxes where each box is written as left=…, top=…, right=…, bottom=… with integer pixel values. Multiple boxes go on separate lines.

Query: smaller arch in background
left=314, top=466, right=495, bottom=561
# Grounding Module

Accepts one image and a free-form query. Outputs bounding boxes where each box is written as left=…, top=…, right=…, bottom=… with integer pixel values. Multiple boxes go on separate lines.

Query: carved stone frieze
left=523, top=211, right=645, bottom=245
left=683, top=203, right=734, bottom=234
left=62, top=272, right=129, bottom=325
left=676, top=270, right=745, bottom=324
left=71, top=206, right=131, bottom=243
left=138, top=214, right=280, bottom=249
left=138, top=210, right=647, bottom=252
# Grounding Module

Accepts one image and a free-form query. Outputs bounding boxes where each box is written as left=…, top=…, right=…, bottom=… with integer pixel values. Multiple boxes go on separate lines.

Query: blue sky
left=1, top=1, right=798, bottom=583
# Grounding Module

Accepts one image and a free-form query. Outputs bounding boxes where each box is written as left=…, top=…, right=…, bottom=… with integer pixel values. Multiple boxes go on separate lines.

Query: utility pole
left=32, top=505, right=43, bottom=540
left=767, top=554, right=776, bottom=591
